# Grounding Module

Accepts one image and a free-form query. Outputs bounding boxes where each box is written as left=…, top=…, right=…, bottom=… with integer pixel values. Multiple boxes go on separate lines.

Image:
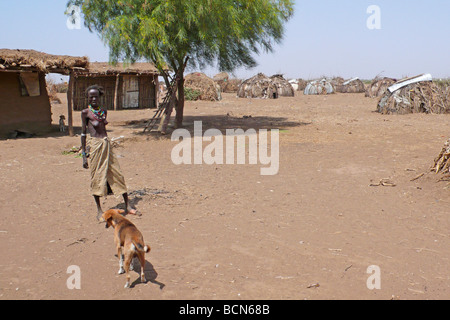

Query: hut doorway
left=122, top=75, right=139, bottom=108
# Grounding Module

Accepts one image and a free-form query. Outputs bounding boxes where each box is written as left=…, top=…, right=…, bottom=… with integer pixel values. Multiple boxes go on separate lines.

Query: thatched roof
left=0, top=49, right=88, bottom=74
left=185, top=72, right=222, bottom=101
left=78, top=62, right=160, bottom=76
left=377, top=75, right=450, bottom=114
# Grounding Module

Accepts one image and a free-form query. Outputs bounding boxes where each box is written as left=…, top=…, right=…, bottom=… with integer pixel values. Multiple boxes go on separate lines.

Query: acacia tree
left=67, top=0, right=294, bottom=128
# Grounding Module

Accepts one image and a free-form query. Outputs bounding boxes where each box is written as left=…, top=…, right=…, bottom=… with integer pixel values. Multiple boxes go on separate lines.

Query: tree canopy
left=67, top=0, right=294, bottom=126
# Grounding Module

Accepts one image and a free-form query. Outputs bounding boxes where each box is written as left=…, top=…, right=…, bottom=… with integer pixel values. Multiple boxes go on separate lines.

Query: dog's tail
left=131, top=241, right=151, bottom=253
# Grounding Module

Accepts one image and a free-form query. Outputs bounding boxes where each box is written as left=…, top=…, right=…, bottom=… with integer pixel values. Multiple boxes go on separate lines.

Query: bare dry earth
left=0, top=92, right=449, bottom=300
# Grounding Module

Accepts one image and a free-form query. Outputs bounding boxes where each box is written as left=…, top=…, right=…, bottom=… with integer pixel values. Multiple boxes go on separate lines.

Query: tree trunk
left=175, top=73, right=185, bottom=128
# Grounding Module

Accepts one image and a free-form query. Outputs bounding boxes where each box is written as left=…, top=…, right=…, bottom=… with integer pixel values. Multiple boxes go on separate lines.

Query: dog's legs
left=123, top=251, right=133, bottom=288
left=117, top=247, right=125, bottom=274
left=137, top=252, right=147, bottom=283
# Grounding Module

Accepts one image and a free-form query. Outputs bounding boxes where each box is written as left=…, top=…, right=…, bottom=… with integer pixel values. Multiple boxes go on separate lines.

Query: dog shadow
left=130, top=259, right=165, bottom=289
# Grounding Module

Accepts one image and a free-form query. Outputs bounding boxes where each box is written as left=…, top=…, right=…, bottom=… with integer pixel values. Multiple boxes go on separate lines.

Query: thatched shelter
left=184, top=72, right=222, bottom=101
left=303, top=79, right=334, bottom=95
left=237, top=73, right=278, bottom=99
left=365, top=77, right=397, bottom=98
left=213, top=72, right=229, bottom=91
left=71, top=62, right=161, bottom=111
left=213, top=72, right=241, bottom=93
left=296, top=79, right=308, bottom=92
left=270, top=74, right=295, bottom=97
left=377, top=74, right=450, bottom=114
left=223, top=78, right=242, bottom=93
left=0, top=49, right=88, bottom=138
left=333, top=77, right=366, bottom=93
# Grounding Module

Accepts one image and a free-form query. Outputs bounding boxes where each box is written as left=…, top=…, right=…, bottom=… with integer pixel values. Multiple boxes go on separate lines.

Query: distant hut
left=333, top=77, right=366, bottom=93
left=270, top=74, right=295, bottom=97
left=0, top=49, right=88, bottom=137
left=237, top=73, right=278, bottom=99
left=296, top=79, right=308, bottom=92
left=184, top=72, right=222, bottom=101
left=303, top=79, right=334, bottom=95
left=213, top=72, right=241, bottom=93
left=365, top=77, right=396, bottom=98
left=213, top=72, right=229, bottom=91
left=377, top=74, right=450, bottom=114
left=72, top=62, right=161, bottom=111
left=223, top=79, right=242, bottom=93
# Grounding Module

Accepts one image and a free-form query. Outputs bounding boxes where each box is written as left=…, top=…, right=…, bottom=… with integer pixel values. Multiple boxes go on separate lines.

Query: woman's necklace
left=89, top=105, right=106, bottom=121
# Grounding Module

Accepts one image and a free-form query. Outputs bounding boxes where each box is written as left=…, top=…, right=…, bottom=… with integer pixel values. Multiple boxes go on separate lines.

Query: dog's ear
left=117, top=209, right=125, bottom=215
left=102, top=210, right=112, bottom=221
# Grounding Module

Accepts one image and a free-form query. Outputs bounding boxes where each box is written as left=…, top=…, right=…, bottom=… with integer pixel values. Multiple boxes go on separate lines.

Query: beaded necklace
left=89, top=105, right=106, bottom=122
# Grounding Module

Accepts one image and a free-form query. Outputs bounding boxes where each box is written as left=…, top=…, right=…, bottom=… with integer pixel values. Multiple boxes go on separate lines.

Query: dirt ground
left=0, top=91, right=449, bottom=300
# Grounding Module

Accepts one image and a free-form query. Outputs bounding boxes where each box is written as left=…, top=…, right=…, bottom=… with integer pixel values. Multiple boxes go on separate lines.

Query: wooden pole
left=67, top=72, right=74, bottom=136
left=114, top=74, right=120, bottom=111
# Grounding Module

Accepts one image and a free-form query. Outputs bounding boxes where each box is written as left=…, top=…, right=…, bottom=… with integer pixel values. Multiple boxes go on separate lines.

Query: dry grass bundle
left=184, top=72, right=222, bottom=101
left=237, top=73, right=278, bottom=99
left=365, top=77, right=396, bottom=98
left=0, top=49, right=88, bottom=73
left=303, top=79, right=334, bottom=95
left=333, top=77, right=366, bottom=93
left=377, top=81, right=450, bottom=114
left=296, top=79, right=308, bottom=91
left=223, top=79, right=242, bottom=93
left=270, top=74, right=295, bottom=97
left=432, top=138, right=450, bottom=175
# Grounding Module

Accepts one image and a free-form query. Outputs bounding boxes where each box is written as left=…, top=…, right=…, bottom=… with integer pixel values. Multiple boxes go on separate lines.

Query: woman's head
left=86, top=85, right=104, bottom=108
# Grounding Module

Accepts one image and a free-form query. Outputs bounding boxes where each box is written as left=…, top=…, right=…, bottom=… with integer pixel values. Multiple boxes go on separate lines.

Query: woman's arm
left=81, top=110, right=88, bottom=169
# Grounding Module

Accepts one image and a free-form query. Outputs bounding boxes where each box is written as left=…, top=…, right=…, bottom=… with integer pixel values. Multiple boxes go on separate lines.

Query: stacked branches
left=377, top=81, right=450, bottom=115
left=432, top=138, right=450, bottom=175
left=365, top=77, right=396, bottom=98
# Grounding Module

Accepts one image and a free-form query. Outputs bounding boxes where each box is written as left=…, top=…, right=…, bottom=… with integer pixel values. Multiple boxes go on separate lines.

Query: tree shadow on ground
left=121, top=114, right=311, bottom=140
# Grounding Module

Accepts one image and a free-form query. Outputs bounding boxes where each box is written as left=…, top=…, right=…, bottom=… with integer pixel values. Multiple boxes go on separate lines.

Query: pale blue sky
left=1, top=0, right=449, bottom=81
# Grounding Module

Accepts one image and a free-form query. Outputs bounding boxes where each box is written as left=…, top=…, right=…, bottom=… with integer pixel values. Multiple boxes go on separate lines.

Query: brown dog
left=102, top=209, right=151, bottom=288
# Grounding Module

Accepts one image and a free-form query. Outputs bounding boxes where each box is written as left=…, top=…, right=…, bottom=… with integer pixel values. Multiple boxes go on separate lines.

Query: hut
left=289, top=78, right=308, bottom=92
left=237, top=73, right=278, bottom=99
left=303, top=79, right=334, bottom=95
left=270, top=74, right=295, bottom=97
left=184, top=72, right=222, bottom=101
left=213, top=72, right=241, bottom=93
left=213, top=72, right=229, bottom=92
left=0, top=49, right=88, bottom=138
left=377, top=74, right=450, bottom=114
left=222, top=79, right=242, bottom=93
left=365, top=77, right=396, bottom=98
left=333, top=77, right=366, bottom=93
left=71, top=62, right=161, bottom=111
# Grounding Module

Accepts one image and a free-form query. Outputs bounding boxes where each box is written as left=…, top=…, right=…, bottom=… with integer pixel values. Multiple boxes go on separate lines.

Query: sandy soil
left=0, top=92, right=449, bottom=300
